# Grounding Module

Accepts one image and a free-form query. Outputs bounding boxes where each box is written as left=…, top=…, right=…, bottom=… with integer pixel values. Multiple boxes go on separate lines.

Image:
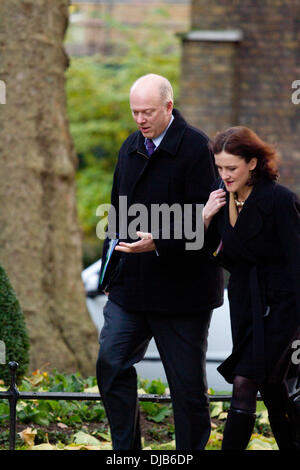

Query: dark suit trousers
left=96, top=299, right=212, bottom=450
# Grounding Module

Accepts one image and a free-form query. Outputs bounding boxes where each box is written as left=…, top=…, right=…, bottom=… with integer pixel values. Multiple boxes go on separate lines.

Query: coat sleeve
left=274, top=186, right=300, bottom=321
left=153, top=142, right=218, bottom=257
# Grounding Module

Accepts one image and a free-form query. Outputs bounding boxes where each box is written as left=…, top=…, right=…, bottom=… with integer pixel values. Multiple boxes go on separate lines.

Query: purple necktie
left=146, top=138, right=156, bottom=156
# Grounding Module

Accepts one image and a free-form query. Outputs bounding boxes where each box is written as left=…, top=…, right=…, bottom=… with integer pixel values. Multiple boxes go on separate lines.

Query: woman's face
left=215, top=151, right=257, bottom=195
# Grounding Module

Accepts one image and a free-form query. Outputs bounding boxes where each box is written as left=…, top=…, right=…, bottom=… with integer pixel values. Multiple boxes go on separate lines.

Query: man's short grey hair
left=157, top=76, right=173, bottom=104
left=130, top=74, right=174, bottom=105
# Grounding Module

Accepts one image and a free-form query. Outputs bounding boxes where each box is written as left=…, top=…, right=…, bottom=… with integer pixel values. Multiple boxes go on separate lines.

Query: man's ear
left=167, top=101, right=173, bottom=114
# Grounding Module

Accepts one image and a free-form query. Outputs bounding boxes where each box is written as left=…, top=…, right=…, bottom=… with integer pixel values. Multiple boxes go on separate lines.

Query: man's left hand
left=115, top=231, right=156, bottom=253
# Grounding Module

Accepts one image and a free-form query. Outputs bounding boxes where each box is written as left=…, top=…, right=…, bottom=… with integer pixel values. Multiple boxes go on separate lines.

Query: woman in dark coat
left=203, top=126, right=300, bottom=450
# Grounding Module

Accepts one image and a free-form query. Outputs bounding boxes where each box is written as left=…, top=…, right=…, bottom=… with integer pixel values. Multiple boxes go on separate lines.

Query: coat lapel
left=231, top=178, right=276, bottom=242
left=127, top=108, right=187, bottom=159
left=125, top=109, right=187, bottom=205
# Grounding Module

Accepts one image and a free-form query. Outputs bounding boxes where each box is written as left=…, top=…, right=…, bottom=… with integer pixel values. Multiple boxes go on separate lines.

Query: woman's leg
left=260, top=382, right=300, bottom=450
left=222, top=375, right=258, bottom=450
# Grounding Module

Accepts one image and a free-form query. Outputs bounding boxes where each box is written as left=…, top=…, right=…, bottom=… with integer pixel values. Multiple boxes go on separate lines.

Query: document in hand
left=98, top=238, right=120, bottom=291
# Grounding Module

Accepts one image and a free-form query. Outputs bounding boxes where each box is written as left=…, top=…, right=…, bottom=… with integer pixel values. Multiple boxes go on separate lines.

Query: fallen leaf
left=210, top=402, right=223, bottom=418
left=57, top=422, right=68, bottom=429
left=247, top=435, right=276, bottom=450
left=64, top=443, right=112, bottom=451
left=18, top=427, right=37, bottom=448
left=256, top=410, right=269, bottom=424
left=24, top=374, right=44, bottom=387
left=63, top=444, right=87, bottom=451
left=97, top=432, right=111, bottom=441
left=83, top=385, right=99, bottom=394
left=73, top=431, right=102, bottom=446
left=31, top=443, right=55, bottom=450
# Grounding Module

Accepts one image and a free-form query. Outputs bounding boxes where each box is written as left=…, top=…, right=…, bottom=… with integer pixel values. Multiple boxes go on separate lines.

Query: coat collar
left=224, top=177, right=276, bottom=242
left=128, top=108, right=188, bottom=158
left=250, top=177, right=276, bottom=214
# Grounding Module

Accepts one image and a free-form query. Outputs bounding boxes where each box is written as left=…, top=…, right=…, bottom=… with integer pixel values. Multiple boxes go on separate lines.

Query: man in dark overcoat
left=96, top=74, right=224, bottom=450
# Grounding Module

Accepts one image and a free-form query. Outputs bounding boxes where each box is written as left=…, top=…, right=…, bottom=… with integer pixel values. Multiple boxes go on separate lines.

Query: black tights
left=224, top=375, right=296, bottom=450
left=231, top=375, right=258, bottom=413
left=231, top=375, right=289, bottom=417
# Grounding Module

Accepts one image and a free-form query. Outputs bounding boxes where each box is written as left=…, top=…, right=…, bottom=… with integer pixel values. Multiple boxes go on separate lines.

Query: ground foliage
left=0, top=368, right=278, bottom=450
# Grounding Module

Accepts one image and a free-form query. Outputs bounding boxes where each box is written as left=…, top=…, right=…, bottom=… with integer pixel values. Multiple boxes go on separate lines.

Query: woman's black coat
left=208, top=177, right=300, bottom=385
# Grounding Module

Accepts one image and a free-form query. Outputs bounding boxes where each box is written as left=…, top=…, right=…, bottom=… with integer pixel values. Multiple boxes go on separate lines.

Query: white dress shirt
left=144, top=114, right=174, bottom=152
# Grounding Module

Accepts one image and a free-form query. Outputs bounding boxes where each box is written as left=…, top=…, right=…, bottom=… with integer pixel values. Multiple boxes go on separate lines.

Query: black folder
left=98, top=237, right=120, bottom=291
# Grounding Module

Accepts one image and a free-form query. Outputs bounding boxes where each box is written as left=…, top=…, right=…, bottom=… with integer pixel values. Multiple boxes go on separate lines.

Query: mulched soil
left=0, top=411, right=176, bottom=449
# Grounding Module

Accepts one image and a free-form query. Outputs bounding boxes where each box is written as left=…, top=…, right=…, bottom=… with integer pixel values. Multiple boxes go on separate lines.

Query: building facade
left=179, top=0, right=300, bottom=194
left=67, top=1, right=191, bottom=56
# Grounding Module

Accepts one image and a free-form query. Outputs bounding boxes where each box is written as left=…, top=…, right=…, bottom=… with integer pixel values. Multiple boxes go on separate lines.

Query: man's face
left=130, top=87, right=173, bottom=139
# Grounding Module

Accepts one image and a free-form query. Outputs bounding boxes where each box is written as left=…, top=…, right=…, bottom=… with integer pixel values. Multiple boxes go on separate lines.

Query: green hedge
left=0, top=264, right=30, bottom=385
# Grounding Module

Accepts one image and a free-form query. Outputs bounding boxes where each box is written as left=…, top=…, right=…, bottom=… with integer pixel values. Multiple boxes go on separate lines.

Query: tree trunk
left=0, top=0, right=98, bottom=376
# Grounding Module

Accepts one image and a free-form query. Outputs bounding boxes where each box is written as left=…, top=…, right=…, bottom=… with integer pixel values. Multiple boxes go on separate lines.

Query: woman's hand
left=202, top=189, right=226, bottom=229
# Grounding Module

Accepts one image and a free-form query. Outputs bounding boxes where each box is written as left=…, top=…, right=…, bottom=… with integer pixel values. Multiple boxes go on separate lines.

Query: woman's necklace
left=233, top=193, right=245, bottom=208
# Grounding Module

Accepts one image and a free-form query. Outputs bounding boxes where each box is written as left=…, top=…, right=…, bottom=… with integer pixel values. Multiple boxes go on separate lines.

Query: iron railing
left=1, top=361, right=299, bottom=451
left=0, top=361, right=231, bottom=450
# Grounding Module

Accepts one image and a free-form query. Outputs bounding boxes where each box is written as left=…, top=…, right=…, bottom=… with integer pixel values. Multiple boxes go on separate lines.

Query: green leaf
left=97, top=432, right=111, bottom=442
left=210, top=402, right=224, bottom=418
left=148, top=406, right=172, bottom=423
left=247, top=437, right=275, bottom=450
left=31, top=443, right=54, bottom=451
left=146, top=379, right=166, bottom=395
left=73, top=431, right=102, bottom=446
left=140, top=401, right=159, bottom=416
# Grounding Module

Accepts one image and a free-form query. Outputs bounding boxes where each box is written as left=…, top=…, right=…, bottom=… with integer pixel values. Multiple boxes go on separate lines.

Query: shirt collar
left=145, top=114, right=174, bottom=150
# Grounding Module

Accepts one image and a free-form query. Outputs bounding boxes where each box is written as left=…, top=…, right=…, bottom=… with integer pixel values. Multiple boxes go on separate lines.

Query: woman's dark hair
left=211, top=126, right=279, bottom=182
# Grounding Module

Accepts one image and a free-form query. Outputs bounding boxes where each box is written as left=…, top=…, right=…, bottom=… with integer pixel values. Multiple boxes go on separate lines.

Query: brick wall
left=179, top=0, right=300, bottom=194
left=67, top=1, right=191, bottom=56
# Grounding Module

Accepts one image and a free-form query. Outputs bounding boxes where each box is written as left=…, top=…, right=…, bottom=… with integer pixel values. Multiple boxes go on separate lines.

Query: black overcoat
left=100, top=109, right=224, bottom=315
left=208, top=177, right=300, bottom=385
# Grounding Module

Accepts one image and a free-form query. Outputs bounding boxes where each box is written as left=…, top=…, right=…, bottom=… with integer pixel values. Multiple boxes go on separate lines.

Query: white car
left=82, top=260, right=233, bottom=392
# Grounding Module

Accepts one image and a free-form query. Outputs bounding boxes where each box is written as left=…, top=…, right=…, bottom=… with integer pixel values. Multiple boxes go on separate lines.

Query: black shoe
left=268, top=409, right=300, bottom=450
left=287, top=394, right=300, bottom=449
